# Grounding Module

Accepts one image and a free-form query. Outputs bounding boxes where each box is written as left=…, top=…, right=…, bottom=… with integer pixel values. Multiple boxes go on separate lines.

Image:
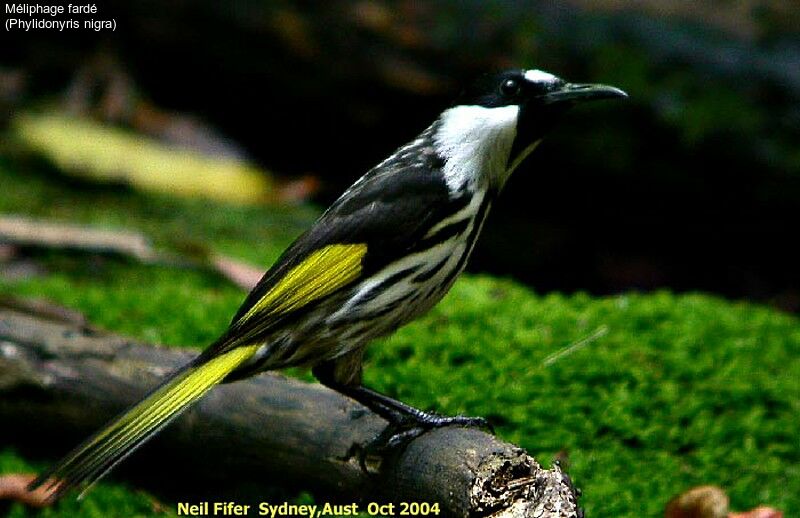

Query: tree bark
left=0, top=304, right=579, bottom=517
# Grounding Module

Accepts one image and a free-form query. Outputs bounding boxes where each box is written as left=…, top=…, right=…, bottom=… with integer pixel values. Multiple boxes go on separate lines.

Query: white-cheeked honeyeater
left=31, top=68, right=626, bottom=500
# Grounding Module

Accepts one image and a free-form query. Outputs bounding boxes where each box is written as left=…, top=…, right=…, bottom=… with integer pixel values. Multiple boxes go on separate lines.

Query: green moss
left=1, top=163, right=798, bottom=516
left=372, top=281, right=799, bottom=516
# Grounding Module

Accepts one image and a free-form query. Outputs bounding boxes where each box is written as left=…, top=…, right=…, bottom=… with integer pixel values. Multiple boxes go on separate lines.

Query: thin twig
left=542, top=325, right=609, bottom=366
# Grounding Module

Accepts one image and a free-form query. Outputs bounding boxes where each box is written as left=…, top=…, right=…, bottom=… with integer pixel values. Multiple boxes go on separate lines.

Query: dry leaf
left=665, top=485, right=784, bottom=518
left=13, top=113, right=278, bottom=205
left=730, top=507, right=783, bottom=518
left=0, top=474, right=56, bottom=508
left=665, top=485, right=729, bottom=518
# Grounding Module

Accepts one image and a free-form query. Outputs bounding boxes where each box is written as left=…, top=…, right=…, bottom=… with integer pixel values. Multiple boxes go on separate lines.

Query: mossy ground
left=1, top=162, right=798, bottom=517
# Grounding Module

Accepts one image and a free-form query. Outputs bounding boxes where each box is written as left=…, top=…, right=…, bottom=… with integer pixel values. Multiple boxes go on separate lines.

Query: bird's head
left=434, top=68, right=627, bottom=192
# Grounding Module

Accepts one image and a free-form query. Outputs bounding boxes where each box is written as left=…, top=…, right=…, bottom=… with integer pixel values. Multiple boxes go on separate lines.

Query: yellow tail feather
left=32, top=345, right=258, bottom=500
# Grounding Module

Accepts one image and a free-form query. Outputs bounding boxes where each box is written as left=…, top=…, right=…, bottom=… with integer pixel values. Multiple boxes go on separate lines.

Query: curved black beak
left=541, top=83, right=628, bottom=105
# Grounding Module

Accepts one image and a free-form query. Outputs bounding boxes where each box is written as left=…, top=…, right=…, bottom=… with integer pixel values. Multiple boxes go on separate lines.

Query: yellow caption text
left=177, top=501, right=442, bottom=517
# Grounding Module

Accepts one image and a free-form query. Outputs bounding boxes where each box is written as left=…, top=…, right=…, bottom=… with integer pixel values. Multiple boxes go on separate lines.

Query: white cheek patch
left=434, top=104, right=519, bottom=192
left=524, top=69, right=559, bottom=85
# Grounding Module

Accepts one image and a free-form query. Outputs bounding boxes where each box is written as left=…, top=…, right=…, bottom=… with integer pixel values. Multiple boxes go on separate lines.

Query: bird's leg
left=335, top=383, right=494, bottom=469
left=335, top=383, right=492, bottom=434
left=312, top=361, right=492, bottom=468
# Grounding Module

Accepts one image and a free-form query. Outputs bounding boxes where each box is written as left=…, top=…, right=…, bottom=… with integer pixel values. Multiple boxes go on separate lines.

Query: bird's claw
left=355, top=413, right=493, bottom=473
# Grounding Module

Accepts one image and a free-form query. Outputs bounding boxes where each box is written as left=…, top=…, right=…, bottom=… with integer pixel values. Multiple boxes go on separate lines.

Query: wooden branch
left=0, top=215, right=267, bottom=290
left=0, top=305, right=580, bottom=517
left=0, top=215, right=156, bottom=261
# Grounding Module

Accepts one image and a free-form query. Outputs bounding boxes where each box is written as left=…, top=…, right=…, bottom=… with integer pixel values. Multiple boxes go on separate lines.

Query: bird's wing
left=208, top=159, right=465, bottom=353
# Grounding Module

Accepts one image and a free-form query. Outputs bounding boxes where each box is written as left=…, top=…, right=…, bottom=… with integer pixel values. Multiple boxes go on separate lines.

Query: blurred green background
left=1, top=1, right=799, bottom=517
left=4, top=0, right=799, bottom=309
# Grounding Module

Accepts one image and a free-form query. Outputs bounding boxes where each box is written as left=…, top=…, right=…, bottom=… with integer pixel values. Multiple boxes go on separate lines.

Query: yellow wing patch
left=238, top=243, right=367, bottom=323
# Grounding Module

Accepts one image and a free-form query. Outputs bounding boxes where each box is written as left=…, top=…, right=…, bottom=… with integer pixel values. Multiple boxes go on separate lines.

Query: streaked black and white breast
left=250, top=74, right=526, bottom=367
left=320, top=95, right=521, bottom=353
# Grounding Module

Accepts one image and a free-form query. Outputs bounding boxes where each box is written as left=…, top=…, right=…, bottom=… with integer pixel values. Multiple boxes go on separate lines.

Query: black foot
left=311, top=365, right=493, bottom=472
left=356, top=412, right=492, bottom=472
left=381, top=413, right=491, bottom=448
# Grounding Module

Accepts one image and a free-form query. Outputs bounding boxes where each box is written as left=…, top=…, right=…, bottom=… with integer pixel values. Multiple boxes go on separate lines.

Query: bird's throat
left=506, top=139, right=541, bottom=179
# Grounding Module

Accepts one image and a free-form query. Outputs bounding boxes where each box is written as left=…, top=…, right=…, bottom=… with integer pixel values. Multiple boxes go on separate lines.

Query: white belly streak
left=329, top=190, right=486, bottom=326
left=327, top=239, right=455, bottom=324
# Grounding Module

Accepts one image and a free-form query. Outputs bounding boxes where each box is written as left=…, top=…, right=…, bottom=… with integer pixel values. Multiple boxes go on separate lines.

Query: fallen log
left=0, top=305, right=579, bottom=517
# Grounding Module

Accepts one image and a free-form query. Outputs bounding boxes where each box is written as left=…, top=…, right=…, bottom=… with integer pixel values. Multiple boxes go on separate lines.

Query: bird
left=29, top=68, right=626, bottom=500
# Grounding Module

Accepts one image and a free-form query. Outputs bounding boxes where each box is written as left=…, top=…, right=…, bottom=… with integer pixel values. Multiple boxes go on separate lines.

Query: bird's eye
left=500, top=78, right=521, bottom=96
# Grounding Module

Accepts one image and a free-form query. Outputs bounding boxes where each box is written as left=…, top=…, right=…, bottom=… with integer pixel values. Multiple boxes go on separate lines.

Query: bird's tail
left=29, top=344, right=258, bottom=501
